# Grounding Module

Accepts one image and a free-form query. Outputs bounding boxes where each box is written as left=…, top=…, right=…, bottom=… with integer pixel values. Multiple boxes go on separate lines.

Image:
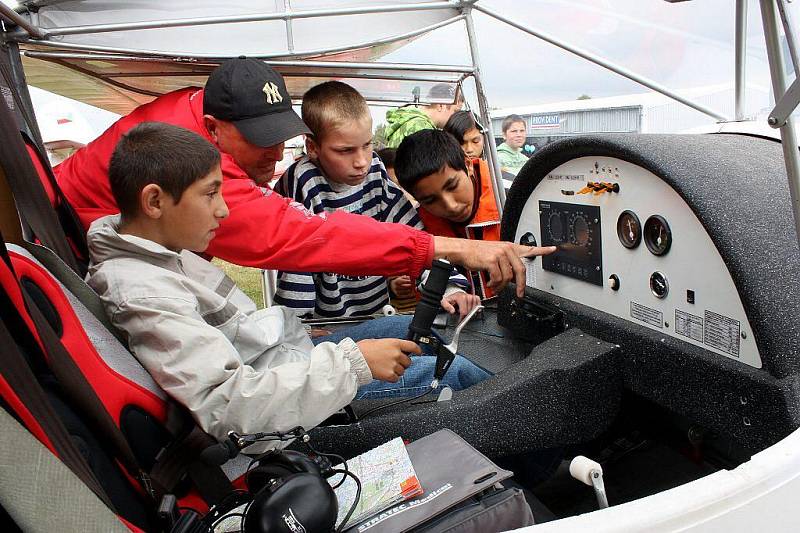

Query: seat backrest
left=3, top=244, right=249, bottom=507
left=0, top=243, right=151, bottom=530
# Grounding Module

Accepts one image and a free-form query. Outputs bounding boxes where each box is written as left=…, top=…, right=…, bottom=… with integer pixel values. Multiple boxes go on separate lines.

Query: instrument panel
left=515, top=157, right=762, bottom=368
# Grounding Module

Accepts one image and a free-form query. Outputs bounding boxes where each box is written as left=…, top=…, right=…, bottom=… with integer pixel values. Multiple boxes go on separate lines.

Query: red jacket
left=418, top=159, right=501, bottom=297
left=56, top=88, right=433, bottom=278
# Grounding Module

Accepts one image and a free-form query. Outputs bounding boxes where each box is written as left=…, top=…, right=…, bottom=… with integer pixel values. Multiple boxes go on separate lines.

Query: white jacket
left=86, top=215, right=372, bottom=450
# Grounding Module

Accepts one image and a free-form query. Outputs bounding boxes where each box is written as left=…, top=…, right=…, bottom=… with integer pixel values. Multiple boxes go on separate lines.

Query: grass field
left=212, top=259, right=265, bottom=309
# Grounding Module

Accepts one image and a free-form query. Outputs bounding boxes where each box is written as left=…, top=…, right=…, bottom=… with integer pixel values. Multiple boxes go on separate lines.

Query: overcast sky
left=382, top=0, right=784, bottom=115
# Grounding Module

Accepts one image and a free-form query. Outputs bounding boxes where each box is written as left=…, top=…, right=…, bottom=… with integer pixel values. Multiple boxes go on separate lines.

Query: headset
left=202, top=427, right=361, bottom=533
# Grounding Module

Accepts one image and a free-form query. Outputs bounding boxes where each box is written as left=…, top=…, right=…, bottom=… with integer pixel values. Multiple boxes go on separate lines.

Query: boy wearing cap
left=383, top=83, right=464, bottom=149
left=55, top=57, right=553, bottom=300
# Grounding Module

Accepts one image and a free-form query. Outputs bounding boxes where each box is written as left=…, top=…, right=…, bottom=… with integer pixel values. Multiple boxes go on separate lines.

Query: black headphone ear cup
left=246, top=462, right=296, bottom=495
left=278, top=449, right=323, bottom=476
left=244, top=473, right=338, bottom=533
left=246, top=449, right=323, bottom=494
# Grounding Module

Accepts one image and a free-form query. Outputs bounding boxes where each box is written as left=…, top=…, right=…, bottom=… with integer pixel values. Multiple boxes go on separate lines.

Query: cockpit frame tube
left=760, top=0, right=800, bottom=251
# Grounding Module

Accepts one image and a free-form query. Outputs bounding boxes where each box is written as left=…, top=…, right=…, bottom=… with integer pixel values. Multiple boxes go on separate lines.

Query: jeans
left=313, top=315, right=491, bottom=400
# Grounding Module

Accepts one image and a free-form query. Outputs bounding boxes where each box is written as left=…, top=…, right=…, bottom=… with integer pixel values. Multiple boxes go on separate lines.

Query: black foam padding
left=503, top=133, right=800, bottom=380
left=505, top=284, right=800, bottom=453
left=309, top=328, right=621, bottom=460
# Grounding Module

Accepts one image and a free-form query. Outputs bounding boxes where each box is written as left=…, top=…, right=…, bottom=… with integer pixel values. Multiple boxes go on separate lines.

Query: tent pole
left=760, top=0, right=800, bottom=250
left=464, top=6, right=506, bottom=212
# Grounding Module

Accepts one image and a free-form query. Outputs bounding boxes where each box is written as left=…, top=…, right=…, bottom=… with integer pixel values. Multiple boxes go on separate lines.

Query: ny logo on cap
left=262, top=82, right=284, bottom=105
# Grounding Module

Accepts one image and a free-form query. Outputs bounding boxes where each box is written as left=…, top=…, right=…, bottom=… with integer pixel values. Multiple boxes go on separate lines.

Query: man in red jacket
left=56, top=58, right=552, bottom=293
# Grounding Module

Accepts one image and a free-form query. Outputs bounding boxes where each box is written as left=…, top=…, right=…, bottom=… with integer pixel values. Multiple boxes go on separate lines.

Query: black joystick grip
left=407, top=259, right=451, bottom=342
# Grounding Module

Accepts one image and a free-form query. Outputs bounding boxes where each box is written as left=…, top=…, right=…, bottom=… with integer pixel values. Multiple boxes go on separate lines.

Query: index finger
left=518, top=245, right=557, bottom=258
left=397, top=339, right=423, bottom=355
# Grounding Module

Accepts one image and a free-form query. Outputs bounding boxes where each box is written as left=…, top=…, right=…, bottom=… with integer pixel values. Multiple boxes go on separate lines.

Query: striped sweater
left=273, top=154, right=424, bottom=317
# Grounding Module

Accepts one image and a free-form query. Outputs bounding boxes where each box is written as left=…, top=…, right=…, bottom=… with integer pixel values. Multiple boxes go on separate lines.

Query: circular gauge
left=570, top=215, right=590, bottom=246
left=616, top=210, right=641, bottom=249
left=643, top=215, right=672, bottom=256
left=547, top=212, right=565, bottom=243
left=649, top=271, right=669, bottom=299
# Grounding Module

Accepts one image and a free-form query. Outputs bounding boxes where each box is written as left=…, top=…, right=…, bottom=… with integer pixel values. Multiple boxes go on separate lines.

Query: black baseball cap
left=204, top=57, right=310, bottom=147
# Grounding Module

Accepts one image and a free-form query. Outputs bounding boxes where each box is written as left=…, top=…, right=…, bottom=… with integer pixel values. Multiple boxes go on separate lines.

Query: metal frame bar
left=0, top=3, right=44, bottom=40
left=472, top=3, right=729, bottom=122
left=463, top=6, right=506, bottom=209
left=735, top=0, right=748, bottom=121
left=22, top=51, right=473, bottom=74
left=15, top=1, right=458, bottom=38
left=776, top=0, right=800, bottom=77
left=760, top=0, right=800, bottom=250
left=17, top=13, right=466, bottom=61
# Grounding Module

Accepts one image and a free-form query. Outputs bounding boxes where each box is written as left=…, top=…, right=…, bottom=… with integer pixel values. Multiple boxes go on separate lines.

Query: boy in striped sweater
left=274, top=81, right=477, bottom=319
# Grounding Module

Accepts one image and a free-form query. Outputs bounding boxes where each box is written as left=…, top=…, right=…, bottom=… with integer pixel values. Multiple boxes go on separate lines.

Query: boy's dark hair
left=395, top=129, right=467, bottom=192
left=377, top=147, right=396, bottom=169
left=501, top=114, right=525, bottom=133
left=109, top=122, right=221, bottom=218
left=444, top=111, right=482, bottom=143
left=302, top=81, right=369, bottom=141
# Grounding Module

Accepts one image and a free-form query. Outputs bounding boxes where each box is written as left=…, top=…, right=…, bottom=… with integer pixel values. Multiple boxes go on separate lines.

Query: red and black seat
left=0, top=237, right=247, bottom=531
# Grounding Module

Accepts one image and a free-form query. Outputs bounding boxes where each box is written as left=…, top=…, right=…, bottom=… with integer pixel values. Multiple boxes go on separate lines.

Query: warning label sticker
left=675, top=310, right=703, bottom=342
left=630, top=301, right=663, bottom=328
left=704, top=311, right=740, bottom=357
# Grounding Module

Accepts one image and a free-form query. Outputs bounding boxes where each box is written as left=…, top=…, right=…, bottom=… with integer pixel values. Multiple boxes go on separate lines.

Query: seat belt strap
left=0, top=93, right=81, bottom=274
left=0, top=295, right=115, bottom=512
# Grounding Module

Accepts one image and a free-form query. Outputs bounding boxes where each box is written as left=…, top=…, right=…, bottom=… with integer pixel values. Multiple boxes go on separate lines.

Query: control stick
left=569, top=455, right=609, bottom=509
left=407, top=259, right=483, bottom=388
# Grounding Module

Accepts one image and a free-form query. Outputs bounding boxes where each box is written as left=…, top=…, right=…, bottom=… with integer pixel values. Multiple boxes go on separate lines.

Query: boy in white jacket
left=87, top=122, right=489, bottom=448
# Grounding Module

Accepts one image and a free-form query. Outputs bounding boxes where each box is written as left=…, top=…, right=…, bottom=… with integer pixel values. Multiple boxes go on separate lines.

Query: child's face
left=461, top=127, right=484, bottom=159
left=412, top=164, right=475, bottom=223
left=159, top=165, right=228, bottom=252
left=308, top=116, right=374, bottom=186
left=503, top=121, right=526, bottom=150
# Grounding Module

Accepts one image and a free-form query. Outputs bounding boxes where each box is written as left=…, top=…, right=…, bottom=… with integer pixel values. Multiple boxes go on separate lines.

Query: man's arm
left=432, top=236, right=556, bottom=297
left=206, top=178, right=435, bottom=280
left=209, top=169, right=554, bottom=294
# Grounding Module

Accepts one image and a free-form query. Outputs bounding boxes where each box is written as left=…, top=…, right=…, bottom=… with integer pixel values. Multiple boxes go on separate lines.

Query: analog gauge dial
left=644, top=215, right=672, bottom=256
left=547, top=211, right=565, bottom=243
left=616, top=210, right=641, bottom=249
left=649, top=271, right=669, bottom=299
left=570, top=214, right=590, bottom=246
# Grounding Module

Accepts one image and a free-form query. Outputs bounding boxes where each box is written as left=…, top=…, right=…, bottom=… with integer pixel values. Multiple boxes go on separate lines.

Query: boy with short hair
left=275, top=81, right=475, bottom=318
left=395, top=129, right=555, bottom=298
left=87, top=122, right=488, bottom=449
left=497, top=114, right=529, bottom=176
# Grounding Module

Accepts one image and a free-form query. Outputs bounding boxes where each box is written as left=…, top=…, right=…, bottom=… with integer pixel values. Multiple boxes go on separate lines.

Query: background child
left=497, top=114, right=529, bottom=176
left=444, top=110, right=485, bottom=159
left=275, top=81, right=476, bottom=318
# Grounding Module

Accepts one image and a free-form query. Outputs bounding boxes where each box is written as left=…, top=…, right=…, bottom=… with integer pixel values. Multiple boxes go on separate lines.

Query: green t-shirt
left=384, top=107, right=437, bottom=149
left=496, top=142, right=529, bottom=176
